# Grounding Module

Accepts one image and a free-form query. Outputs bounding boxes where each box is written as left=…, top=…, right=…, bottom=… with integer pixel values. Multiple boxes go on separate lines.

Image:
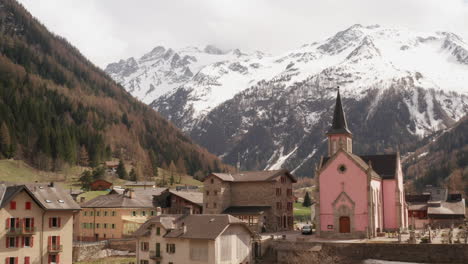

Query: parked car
left=301, top=225, right=313, bottom=235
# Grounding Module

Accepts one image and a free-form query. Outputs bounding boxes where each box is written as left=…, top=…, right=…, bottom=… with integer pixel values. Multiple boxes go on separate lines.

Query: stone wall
left=269, top=240, right=468, bottom=264
left=108, top=238, right=136, bottom=252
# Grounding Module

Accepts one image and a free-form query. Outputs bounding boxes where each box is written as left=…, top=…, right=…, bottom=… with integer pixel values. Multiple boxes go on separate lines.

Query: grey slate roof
left=81, top=188, right=165, bottom=208
left=0, top=183, right=80, bottom=211
left=327, top=89, right=352, bottom=136
left=169, top=190, right=203, bottom=206
left=209, top=169, right=297, bottom=183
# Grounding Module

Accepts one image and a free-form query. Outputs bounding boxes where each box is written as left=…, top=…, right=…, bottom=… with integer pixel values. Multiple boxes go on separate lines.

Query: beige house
left=203, top=170, right=297, bottom=232
left=75, top=188, right=166, bottom=241
left=0, top=182, right=80, bottom=264
left=134, top=214, right=254, bottom=264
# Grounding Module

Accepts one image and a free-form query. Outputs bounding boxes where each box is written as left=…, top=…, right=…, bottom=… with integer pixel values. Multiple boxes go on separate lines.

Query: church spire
left=327, top=88, right=352, bottom=136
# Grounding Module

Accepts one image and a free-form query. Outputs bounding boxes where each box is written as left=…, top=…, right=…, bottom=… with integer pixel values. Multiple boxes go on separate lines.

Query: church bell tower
left=327, top=89, right=352, bottom=156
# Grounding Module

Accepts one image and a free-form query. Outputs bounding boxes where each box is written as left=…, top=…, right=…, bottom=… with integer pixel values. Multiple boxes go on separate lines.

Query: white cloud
left=17, top=0, right=468, bottom=68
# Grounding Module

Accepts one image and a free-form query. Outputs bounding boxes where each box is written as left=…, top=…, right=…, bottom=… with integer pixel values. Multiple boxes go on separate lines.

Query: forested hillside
left=0, top=0, right=228, bottom=177
left=404, top=116, right=468, bottom=196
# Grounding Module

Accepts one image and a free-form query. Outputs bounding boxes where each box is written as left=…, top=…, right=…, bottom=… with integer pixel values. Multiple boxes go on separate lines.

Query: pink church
left=315, top=90, right=408, bottom=238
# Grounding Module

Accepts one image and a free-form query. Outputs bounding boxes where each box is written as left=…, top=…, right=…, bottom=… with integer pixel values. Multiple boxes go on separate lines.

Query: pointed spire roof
left=327, top=88, right=352, bottom=136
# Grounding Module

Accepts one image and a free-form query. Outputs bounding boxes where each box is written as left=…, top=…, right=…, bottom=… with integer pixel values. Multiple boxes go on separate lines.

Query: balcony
left=48, top=244, right=63, bottom=253
left=149, top=250, right=162, bottom=260
left=6, top=227, right=36, bottom=235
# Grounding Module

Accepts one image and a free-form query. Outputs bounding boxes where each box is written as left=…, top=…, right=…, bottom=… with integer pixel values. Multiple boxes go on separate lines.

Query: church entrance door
left=339, top=216, right=350, bottom=233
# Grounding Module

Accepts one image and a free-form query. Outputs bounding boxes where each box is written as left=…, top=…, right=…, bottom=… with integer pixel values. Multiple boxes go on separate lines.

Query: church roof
left=327, top=90, right=352, bottom=135
left=321, top=153, right=398, bottom=179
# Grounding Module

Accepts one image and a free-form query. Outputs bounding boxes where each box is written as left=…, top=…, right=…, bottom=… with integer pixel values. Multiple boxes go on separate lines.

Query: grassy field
left=75, top=257, right=135, bottom=264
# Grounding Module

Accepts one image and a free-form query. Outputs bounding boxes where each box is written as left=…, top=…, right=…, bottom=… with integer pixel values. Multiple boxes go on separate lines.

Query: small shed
left=90, top=179, right=113, bottom=191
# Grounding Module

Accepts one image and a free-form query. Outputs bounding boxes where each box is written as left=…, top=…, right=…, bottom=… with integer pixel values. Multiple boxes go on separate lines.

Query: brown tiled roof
left=321, top=153, right=397, bottom=179
left=223, top=206, right=271, bottom=215
left=0, top=183, right=80, bottom=210
left=208, top=169, right=297, bottom=183
left=169, top=190, right=203, bottom=206
left=110, top=187, right=167, bottom=196
left=165, top=214, right=253, bottom=239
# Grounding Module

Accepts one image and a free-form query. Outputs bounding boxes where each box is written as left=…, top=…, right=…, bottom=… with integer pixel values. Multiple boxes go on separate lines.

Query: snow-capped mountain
left=106, top=24, right=468, bottom=176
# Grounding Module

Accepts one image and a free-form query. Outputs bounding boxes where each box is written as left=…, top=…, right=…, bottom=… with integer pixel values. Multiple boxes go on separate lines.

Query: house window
left=281, top=177, right=286, bottom=183
left=276, top=188, right=281, bottom=196
left=132, top=211, right=137, bottom=216
left=5, top=257, right=17, bottom=264
left=213, top=202, right=217, bottom=208
left=287, top=189, right=292, bottom=196
left=206, top=190, right=209, bottom=196
left=111, top=224, right=116, bottom=229
left=140, top=261, right=149, bottom=264
left=48, top=254, right=59, bottom=264
left=104, top=224, right=108, bottom=229
left=96, top=224, right=100, bottom=229
left=276, top=202, right=282, bottom=210
left=205, top=203, right=209, bottom=209
left=23, top=236, right=33, bottom=247
left=104, top=211, right=108, bottom=216
left=156, top=227, right=160, bottom=235
left=210, top=178, right=214, bottom=184
left=111, top=211, right=116, bottom=216
left=83, top=211, right=87, bottom=216
left=25, top=201, right=32, bottom=210
left=6, top=236, right=18, bottom=248
left=140, top=242, right=149, bottom=251
left=166, top=243, right=176, bottom=253
left=214, top=190, right=218, bottom=195
left=9, top=201, right=16, bottom=210
left=150, top=211, right=155, bottom=216
left=24, top=217, right=34, bottom=232
left=96, top=211, right=100, bottom=217
left=141, top=211, right=146, bottom=216
left=49, top=217, right=61, bottom=228
left=287, top=202, right=293, bottom=211
left=90, top=211, right=94, bottom=216
left=338, top=164, right=347, bottom=173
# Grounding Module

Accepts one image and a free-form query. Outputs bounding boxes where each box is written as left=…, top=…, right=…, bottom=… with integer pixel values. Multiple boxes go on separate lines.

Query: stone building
left=316, top=90, right=408, bottom=238
left=74, top=188, right=166, bottom=241
left=0, top=182, right=80, bottom=264
left=203, top=170, right=297, bottom=232
left=407, top=186, right=466, bottom=228
left=134, top=214, right=254, bottom=264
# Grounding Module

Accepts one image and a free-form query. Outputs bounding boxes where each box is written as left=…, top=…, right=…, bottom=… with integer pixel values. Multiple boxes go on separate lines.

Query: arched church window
left=338, top=164, right=347, bottom=173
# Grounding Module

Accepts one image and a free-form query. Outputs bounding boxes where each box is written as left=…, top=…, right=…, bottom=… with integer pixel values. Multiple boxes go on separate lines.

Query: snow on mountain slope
left=107, top=24, right=468, bottom=176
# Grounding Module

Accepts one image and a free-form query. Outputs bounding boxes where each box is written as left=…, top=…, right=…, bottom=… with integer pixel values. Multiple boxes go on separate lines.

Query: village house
left=134, top=214, right=254, bottom=264
left=406, top=186, right=466, bottom=229
left=74, top=188, right=166, bottom=241
left=89, top=179, right=113, bottom=191
left=0, top=182, right=80, bottom=264
left=155, top=190, right=203, bottom=215
left=203, top=170, right=297, bottom=233
left=316, top=90, right=408, bottom=239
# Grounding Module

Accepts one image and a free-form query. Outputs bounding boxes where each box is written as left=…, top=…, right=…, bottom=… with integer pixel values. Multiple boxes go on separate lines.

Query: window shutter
left=48, top=255, right=51, bottom=264
left=56, top=254, right=60, bottom=264
left=14, top=257, right=18, bottom=264
left=58, top=217, right=61, bottom=228
left=24, top=257, right=30, bottom=264
left=5, top=258, right=8, bottom=264
left=15, top=237, right=19, bottom=248
left=166, top=243, right=169, bottom=252
left=31, top=218, right=35, bottom=228
left=48, top=236, right=51, bottom=248
left=10, top=201, right=16, bottom=210
left=5, top=218, right=9, bottom=230
left=5, top=237, right=8, bottom=248
left=57, top=236, right=60, bottom=247
left=22, top=236, right=25, bottom=247
left=31, top=236, right=34, bottom=247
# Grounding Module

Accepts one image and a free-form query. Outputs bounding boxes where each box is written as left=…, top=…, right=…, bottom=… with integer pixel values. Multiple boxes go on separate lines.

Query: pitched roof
left=133, top=214, right=182, bottom=237
left=223, top=206, right=271, bottom=215
left=0, top=183, right=80, bottom=210
left=321, top=153, right=397, bottom=179
left=427, top=200, right=466, bottom=216
left=169, top=190, right=203, bottom=206
left=81, top=188, right=165, bottom=208
left=110, top=187, right=167, bottom=196
left=208, top=169, right=297, bottom=183
left=164, top=214, right=253, bottom=240
left=327, top=89, right=352, bottom=135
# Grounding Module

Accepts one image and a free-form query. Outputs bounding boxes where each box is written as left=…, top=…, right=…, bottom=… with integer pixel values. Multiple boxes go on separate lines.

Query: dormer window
left=45, top=200, right=52, bottom=203
left=58, top=200, right=64, bottom=203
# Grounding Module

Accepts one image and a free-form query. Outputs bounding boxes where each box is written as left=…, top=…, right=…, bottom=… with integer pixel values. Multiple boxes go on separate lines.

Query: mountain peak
left=204, top=45, right=225, bottom=55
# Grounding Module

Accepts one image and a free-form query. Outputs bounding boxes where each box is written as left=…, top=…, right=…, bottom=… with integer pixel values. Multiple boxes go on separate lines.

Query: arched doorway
left=339, top=216, right=350, bottom=233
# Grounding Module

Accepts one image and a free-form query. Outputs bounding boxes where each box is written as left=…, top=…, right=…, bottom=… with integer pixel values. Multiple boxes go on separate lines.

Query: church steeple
left=327, top=88, right=353, bottom=155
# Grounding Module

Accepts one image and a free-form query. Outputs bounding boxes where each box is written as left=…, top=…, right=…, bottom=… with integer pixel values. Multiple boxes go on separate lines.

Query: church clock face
left=338, top=164, right=347, bottom=173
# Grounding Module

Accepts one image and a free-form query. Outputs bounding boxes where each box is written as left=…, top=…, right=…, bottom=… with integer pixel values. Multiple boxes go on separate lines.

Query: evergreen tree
left=303, top=192, right=312, bottom=207
left=176, top=157, right=186, bottom=184
left=116, top=159, right=127, bottom=179
left=0, top=122, right=12, bottom=158
left=92, top=166, right=106, bottom=179
left=79, top=170, right=93, bottom=191
left=129, top=168, right=137, bottom=181
left=169, top=160, right=176, bottom=185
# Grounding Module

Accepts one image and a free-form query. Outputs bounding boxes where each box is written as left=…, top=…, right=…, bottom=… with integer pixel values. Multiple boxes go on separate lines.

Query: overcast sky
left=17, top=0, right=468, bottom=68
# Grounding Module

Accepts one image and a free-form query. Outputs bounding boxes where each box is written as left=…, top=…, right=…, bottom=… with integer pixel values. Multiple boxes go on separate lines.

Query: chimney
left=80, top=197, right=85, bottom=203
left=128, top=189, right=134, bottom=199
